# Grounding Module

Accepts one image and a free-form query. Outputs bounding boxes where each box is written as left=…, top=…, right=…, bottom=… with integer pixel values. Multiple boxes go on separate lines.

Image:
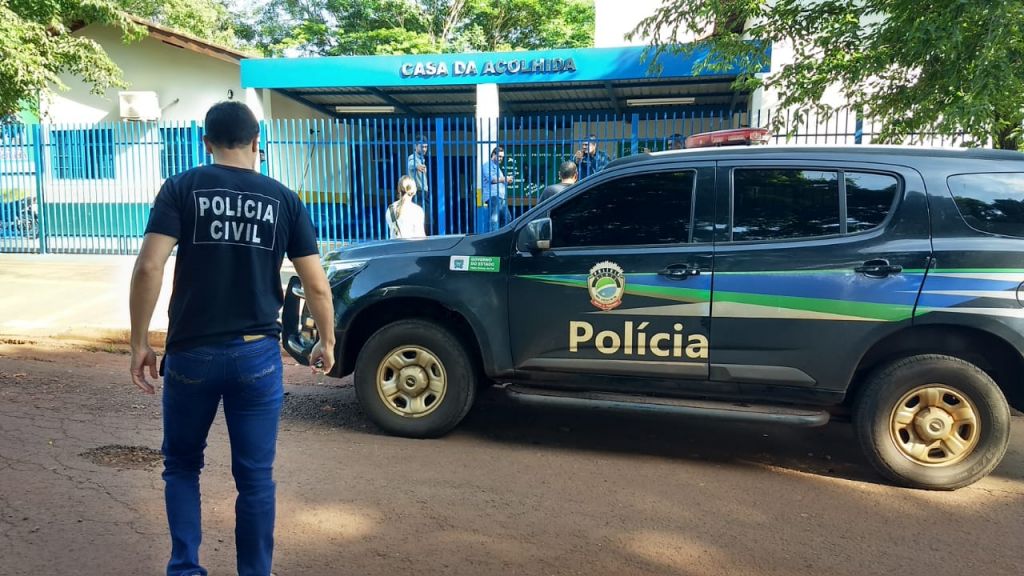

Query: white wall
left=267, top=92, right=333, bottom=121
left=606, top=0, right=874, bottom=135
left=34, top=24, right=334, bottom=203
left=41, top=25, right=327, bottom=123
left=746, top=6, right=888, bottom=132
left=43, top=25, right=244, bottom=123
left=594, top=0, right=701, bottom=47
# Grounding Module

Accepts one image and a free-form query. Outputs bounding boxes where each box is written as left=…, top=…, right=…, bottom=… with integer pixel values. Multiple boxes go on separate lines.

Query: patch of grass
left=80, top=344, right=130, bottom=355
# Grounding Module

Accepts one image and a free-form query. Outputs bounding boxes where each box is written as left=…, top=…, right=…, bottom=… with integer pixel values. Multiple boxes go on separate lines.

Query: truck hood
left=327, top=235, right=467, bottom=261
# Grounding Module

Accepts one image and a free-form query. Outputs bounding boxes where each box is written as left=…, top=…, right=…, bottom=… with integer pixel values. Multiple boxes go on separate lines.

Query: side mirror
left=520, top=217, right=552, bottom=252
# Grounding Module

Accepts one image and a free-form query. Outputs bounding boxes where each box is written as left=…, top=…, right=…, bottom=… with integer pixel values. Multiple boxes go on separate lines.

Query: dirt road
left=1, top=339, right=1022, bottom=576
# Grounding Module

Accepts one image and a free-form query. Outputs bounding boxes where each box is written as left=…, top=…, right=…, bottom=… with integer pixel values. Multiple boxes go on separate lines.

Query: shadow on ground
left=281, top=381, right=896, bottom=486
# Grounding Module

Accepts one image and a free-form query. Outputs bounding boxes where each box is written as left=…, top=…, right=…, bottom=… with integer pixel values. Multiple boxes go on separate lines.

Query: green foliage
left=0, top=0, right=143, bottom=118
left=0, top=0, right=593, bottom=120
left=631, top=0, right=1024, bottom=149
left=116, top=0, right=240, bottom=46
left=237, top=0, right=594, bottom=56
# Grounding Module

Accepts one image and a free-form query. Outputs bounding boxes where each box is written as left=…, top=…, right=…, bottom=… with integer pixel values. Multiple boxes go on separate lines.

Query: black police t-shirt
left=145, top=164, right=319, bottom=352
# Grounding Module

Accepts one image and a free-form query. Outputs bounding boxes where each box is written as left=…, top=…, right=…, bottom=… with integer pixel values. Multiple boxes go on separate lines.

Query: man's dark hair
left=558, top=160, right=577, bottom=180
left=203, top=101, right=259, bottom=149
left=490, top=145, right=503, bottom=158
left=416, top=135, right=428, bottom=146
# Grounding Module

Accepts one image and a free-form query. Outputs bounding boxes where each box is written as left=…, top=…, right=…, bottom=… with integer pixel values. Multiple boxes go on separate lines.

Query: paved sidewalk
left=0, top=254, right=297, bottom=340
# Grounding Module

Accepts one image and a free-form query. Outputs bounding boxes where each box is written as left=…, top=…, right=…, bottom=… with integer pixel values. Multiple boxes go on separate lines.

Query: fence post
left=433, top=116, right=447, bottom=236
left=189, top=120, right=203, bottom=169
left=31, top=124, right=47, bottom=254
left=259, top=120, right=269, bottom=175
left=854, top=110, right=864, bottom=145
left=630, top=113, right=640, bottom=156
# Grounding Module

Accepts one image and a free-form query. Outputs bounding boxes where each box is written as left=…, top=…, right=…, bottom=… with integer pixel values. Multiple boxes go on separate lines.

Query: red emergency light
left=684, top=127, right=771, bottom=149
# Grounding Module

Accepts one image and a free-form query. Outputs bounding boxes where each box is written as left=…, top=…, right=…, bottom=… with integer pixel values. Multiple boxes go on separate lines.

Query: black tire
left=853, top=354, right=1011, bottom=490
left=354, top=319, right=476, bottom=438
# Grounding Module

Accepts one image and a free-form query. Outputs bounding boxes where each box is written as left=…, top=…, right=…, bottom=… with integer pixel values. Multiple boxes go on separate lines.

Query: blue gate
left=0, top=108, right=964, bottom=255
left=263, top=109, right=751, bottom=248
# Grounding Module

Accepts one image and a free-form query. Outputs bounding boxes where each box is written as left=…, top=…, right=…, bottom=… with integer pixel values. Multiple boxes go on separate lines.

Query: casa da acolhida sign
left=399, top=57, right=578, bottom=79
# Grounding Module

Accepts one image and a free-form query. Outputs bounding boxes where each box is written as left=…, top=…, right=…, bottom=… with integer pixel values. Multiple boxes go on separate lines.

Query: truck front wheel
left=354, top=319, right=477, bottom=438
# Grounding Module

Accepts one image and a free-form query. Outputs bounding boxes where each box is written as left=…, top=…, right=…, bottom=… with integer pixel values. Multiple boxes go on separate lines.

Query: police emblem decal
left=588, top=261, right=625, bottom=311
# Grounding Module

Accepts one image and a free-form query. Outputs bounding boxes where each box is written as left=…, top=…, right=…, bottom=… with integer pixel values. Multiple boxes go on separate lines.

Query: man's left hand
left=130, top=345, right=159, bottom=394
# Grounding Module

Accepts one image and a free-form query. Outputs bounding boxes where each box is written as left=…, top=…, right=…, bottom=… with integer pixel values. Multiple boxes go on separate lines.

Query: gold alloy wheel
left=889, top=384, right=980, bottom=466
left=376, top=345, right=447, bottom=418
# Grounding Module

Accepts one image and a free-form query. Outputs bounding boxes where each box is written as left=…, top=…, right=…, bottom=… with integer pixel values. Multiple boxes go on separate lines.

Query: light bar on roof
left=685, top=127, right=771, bottom=148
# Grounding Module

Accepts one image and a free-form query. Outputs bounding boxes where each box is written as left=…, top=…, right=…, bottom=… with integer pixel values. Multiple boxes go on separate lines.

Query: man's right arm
left=292, top=255, right=336, bottom=373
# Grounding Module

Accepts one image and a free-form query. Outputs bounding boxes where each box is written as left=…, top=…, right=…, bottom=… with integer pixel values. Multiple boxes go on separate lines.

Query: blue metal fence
left=0, top=109, right=967, bottom=255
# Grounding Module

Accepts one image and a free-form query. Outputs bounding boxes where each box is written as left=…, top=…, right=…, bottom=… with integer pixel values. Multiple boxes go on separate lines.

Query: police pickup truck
left=283, top=130, right=1024, bottom=490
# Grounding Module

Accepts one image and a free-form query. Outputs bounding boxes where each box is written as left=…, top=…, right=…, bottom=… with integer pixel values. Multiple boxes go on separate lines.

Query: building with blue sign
left=4, top=5, right=773, bottom=252
left=241, top=44, right=757, bottom=118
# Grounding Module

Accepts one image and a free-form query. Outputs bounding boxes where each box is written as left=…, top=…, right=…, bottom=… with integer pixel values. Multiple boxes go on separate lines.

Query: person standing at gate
left=407, top=136, right=430, bottom=197
left=539, top=160, right=577, bottom=203
left=386, top=175, right=426, bottom=239
left=128, top=101, right=336, bottom=576
left=574, top=134, right=611, bottom=180
left=667, top=133, right=686, bottom=150
left=483, top=145, right=513, bottom=232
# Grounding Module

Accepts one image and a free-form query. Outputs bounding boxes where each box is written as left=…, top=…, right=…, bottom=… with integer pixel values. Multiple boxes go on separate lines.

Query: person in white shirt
left=386, top=175, right=426, bottom=239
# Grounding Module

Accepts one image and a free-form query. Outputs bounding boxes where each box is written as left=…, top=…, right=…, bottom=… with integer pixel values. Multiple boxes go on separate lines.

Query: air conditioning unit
left=119, top=91, right=161, bottom=121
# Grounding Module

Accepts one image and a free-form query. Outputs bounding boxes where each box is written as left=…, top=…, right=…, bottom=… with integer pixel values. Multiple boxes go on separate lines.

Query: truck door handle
left=855, top=259, right=903, bottom=278
left=658, top=265, right=700, bottom=280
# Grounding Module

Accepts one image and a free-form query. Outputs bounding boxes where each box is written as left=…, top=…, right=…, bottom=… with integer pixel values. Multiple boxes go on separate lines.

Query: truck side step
left=503, top=385, right=830, bottom=427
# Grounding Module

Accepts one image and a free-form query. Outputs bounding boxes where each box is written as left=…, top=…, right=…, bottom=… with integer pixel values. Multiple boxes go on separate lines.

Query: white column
left=244, top=88, right=270, bottom=121
left=475, top=83, right=500, bottom=211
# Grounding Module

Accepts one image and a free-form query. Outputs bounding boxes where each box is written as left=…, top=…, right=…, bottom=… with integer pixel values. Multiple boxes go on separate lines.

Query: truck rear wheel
left=354, top=319, right=476, bottom=438
left=854, top=354, right=1011, bottom=490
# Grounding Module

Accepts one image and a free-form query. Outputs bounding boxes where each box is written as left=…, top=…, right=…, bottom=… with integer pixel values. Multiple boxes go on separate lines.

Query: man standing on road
left=407, top=136, right=430, bottom=197
left=574, top=135, right=611, bottom=180
left=539, top=161, right=577, bottom=203
left=128, top=101, right=336, bottom=576
left=483, top=145, right=513, bottom=231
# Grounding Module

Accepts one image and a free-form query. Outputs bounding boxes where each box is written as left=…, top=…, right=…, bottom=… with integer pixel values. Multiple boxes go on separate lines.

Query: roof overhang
left=71, top=16, right=252, bottom=65
left=244, top=43, right=769, bottom=117
left=139, top=19, right=250, bottom=65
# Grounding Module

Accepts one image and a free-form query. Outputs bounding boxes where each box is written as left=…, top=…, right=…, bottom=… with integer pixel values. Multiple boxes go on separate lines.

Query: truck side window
left=550, top=171, right=695, bottom=248
left=948, top=172, right=1024, bottom=238
left=732, top=169, right=840, bottom=241
left=845, top=172, right=900, bottom=232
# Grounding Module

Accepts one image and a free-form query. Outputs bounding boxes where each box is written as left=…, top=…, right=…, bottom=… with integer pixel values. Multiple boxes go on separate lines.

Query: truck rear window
left=948, top=173, right=1024, bottom=238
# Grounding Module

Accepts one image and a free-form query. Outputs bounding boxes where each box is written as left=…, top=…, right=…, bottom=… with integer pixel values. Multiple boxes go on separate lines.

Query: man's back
left=130, top=101, right=334, bottom=576
left=539, top=182, right=569, bottom=203
left=146, top=164, right=319, bottom=352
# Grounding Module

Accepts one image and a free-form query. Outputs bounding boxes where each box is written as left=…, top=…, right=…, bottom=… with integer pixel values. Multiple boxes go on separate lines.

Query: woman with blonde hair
left=386, top=175, right=426, bottom=239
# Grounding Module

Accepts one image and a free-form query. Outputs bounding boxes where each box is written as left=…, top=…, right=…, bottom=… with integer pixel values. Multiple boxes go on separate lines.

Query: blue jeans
left=488, top=196, right=511, bottom=232
left=161, top=336, right=283, bottom=576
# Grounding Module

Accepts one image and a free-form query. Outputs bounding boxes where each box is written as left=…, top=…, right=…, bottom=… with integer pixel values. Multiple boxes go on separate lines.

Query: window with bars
left=50, top=129, right=116, bottom=180
left=159, top=127, right=207, bottom=178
